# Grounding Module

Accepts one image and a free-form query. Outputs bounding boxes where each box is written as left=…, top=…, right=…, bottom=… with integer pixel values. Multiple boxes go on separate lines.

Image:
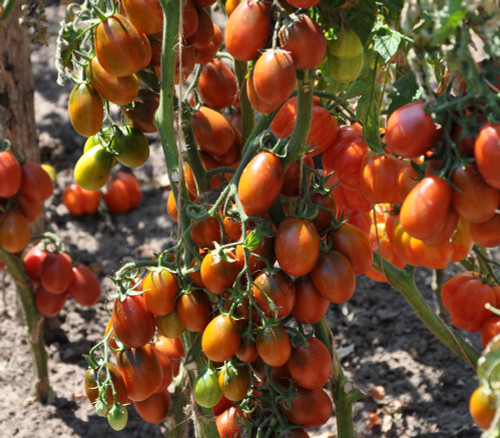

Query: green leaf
left=243, top=230, right=261, bottom=252
left=431, top=0, right=467, bottom=45
left=344, top=0, right=377, bottom=45
left=387, top=71, right=421, bottom=115
left=372, top=21, right=403, bottom=62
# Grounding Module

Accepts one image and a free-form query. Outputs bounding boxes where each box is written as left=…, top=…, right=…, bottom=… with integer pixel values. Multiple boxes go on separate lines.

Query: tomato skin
left=0, top=210, right=31, bottom=253
left=256, top=325, right=291, bottom=367
left=409, top=237, right=453, bottom=270
left=154, top=336, right=185, bottom=360
left=474, top=123, right=500, bottom=189
left=0, top=151, right=22, bottom=198
left=216, top=406, right=245, bottom=438
left=235, top=234, right=275, bottom=275
left=111, top=126, right=150, bottom=169
left=202, top=314, right=241, bottom=362
left=121, top=0, right=163, bottom=35
left=35, top=285, right=68, bottom=317
left=116, top=171, right=142, bottom=208
left=186, top=6, right=214, bottom=49
left=275, top=218, right=320, bottom=277
left=292, top=276, right=330, bottom=324
left=116, top=344, right=164, bottom=402
left=39, top=252, right=73, bottom=295
left=107, top=404, right=128, bottom=431
left=311, top=250, right=356, bottom=303
left=252, top=270, right=296, bottom=320
left=399, top=175, right=451, bottom=240
left=327, top=135, right=368, bottom=190
left=200, top=251, right=239, bottom=295
left=112, top=295, right=156, bottom=347
left=327, top=50, right=364, bottom=83
left=16, top=194, right=43, bottom=227
left=469, top=212, right=500, bottom=248
left=190, top=216, right=222, bottom=250
left=103, top=171, right=142, bottom=214
left=181, top=0, right=199, bottom=39
left=310, top=192, right=337, bottom=233
left=74, top=145, right=116, bottom=191
left=142, top=269, right=178, bottom=316
left=62, top=183, right=100, bottom=216
left=68, top=83, right=103, bottom=137
left=134, top=389, right=171, bottom=424
left=450, top=218, right=473, bottom=262
left=225, top=0, right=271, bottom=61
left=384, top=101, right=441, bottom=158
left=176, top=290, right=213, bottom=333
left=198, top=60, right=238, bottom=109
left=19, top=161, right=54, bottom=202
left=23, top=246, right=48, bottom=284
left=155, top=309, right=185, bottom=339
left=68, top=263, right=101, bottom=306
left=123, top=88, right=159, bottom=133
left=469, top=386, right=496, bottom=430
left=421, top=207, right=458, bottom=248
left=193, top=22, right=223, bottom=64
left=236, top=336, right=259, bottom=363
left=218, top=363, right=251, bottom=402
left=481, top=316, right=500, bottom=349
left=360, top=152, right=403, bottom=205
left=238, top=152, right=284, bottom=215
left=282, top=387, right=333, bottom=428
left=194, top=368, right=223, bottom=408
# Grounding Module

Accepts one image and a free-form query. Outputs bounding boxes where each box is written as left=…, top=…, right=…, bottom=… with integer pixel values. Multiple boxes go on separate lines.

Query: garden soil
left=0, top=3, right=485, bottom=437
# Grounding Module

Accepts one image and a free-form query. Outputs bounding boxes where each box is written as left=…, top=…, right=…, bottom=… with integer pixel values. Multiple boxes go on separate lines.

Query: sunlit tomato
left=18, top=160, right=54, bottom=203
left=201, top=251, right=238, bottom=296
left=39, top=251, right=73, bottom=294
left=74, top=145, right=115, bottom=191
left=225, top=0, right=271, bottom=61
left=279, top=15, right=326, bottom=69
left=107, top=404, right=128, bottom=431
left=238, top=152, right=284, bottom=214
left=142, top=269, right=178, bottom=316
left=360, top=152, right=403, bottom=204
left=282, top=387, right=333, bottom=428
left=246, top=70, right=278, bottom=114
left=68, top=263, right=101, bottom=306
left=451, top=162, right=499, bottom=223
left=153, top=350, right=173, bottom=393
left=0, top=210, right=30, bottom=253
left=198, top=60, right=238, bottom=109
left=182, top=0, right=199, bottom=39
left=23, top=246, right=48, bottom=284
left=450, top=218, right=473, bottom=262
left=193, top=23, right=223, bottom=64
left=292, top=276, right=329, bottom=324
left=474, top=123, right=500, bottom=189
left=103, top=171, right=142, bottom=214
left=391, top=215, right=421, bottom=266
left=116, top=344, right=163, bottom=402
left=214, top=125, right=242, bottom=166
left=86, top=56, right=139, bottom=106
left=192, top=106, right=235, bottom=156
left=311, top=250, right=356, bottom=303
left=218, top=363, right=251, bottom=402
left=166, top=190, right=179, bottom=222
left=112, top=294, right=156, bottom=347
left=469, top=386, right=496, bottom=430
left=225, top=0, right=240, bottom=14
left=188, top=257, right=205, bottom=288
left=186, top=6, right=214, bottom=49
left=328, top=136, right=369, bottom=190
left=121, top=0, right=163, bottom=35
left=252, top=270, right=296, bottom=320
left=216, top=406, right=245, bottom=438
left=397, top=160, right=420, bottom=199
left=94, top=14, right=151, bottom=77
left=384, top=101, right=441, bottom=158
left=348, top=210, right=372, bottom=236
left=481, top=316, right=500, bottom=349
left=155, top=309, right=185, bottom=339
left=441, top=272, right=497, bottom=333
left=202, top=314, right=241, bottom=362
left=176, top=290, right=213, bottom=333
left=68, top=83, right=104, bottom=138
left=134, top=389, right=171, bottom=424
left=0, top=150, right=21, bottom=198
left=419, top=207, right=458, bottom=248
left=399, top=174, right=451, bottom=240
left=154, top=336, right=185, bottom=360
left=256, top=325, right=291, bottom=367
left=366, top=225, right=406, bottom=282
left=236, top=336, right=259, bottom=363
left=84, top=363, right=129, bottom=410
left=409, top=237, right=453, bottom=270
left=123, top=88, right=159, bottom=133
left=469, top=213, right=500, bottom=248
left=328, top=49, right=364, bottom=83
left=190, top=216, right=222, bottom=250
left=322, top=124, right=363, bottom=173
left=275, top=218, right=320, bottom=277
left=110, top=126, right=150, bottom=169
left=35, top=285, right=68, bottom=317
left=185, top=152, right=226, bottom=196
left=62, top=183, right=100, bottom=216
left=193, top=368, right=223, bottom=408
left=223, top=215, right=242, bottom=241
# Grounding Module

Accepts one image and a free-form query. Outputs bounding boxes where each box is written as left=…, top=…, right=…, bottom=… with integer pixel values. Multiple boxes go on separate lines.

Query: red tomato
left=103, top=172, right=142, bottom=214
left=200, top=250, right=239, bottom=295
left=420, top=207, right=458, bottom=248
left=282, top=387, right=333, bottom=428
left=62, top=183, right=100, bottom=216
left=246, top=70, right=278, bottom=114
left=19, top=161, right=54, bottom=202
left=190, top=216, right=222, bottom=250
left=235, top=234, right=275, bottom=275
left=68, top=263, right=101, bottom=306
left=142, top=269, right=179, bottom=316
left=16, top=195, right=43, bottom=226
left=112, top=295, right=156, bottom=347
left=310, top=192, right=337, bottom=232
left=236, top=336, right=259, bottom=363
left=216, top=406, right=245, bottom=438
left=481, top=316, right=500, bottom=349
left=181, top=0, right=199, bottom=39
left=121, top=0, right=163, bottom=35
left=193, top=23, right=223, bottom=64
left=0, top=210, right=31, bottom=253
left=469, top=213, right=500, bottom=248
left=256, top=325, right=291, bottom=367
left=198, top=60, right=238, bottom=109
left=322, top=124, right=364, bottom=173
left=0, top=150, right=22, bottom=198
left=360, top=152, right=403, bottom=204
left=474, top=123, right=500, bottom=189
left=186, top=6, right=214, bottom=49
left=134, top=389, right=171, bottom=424
left=192, top=106, right=235, bottom=156
left=154, top=336, right=185, bottom=359
left=201, top=314, right=241, bottom=362
left=409, top=237, right=453, bottom=270
left=328, top=136, right=369, bottom=190
left=35, top=285, right=68, bottom=317
left=176, top=290, right=213, bottom=333
left=384, top=101, right=441, bottom=158
left=287, top=0, right=320, bottom=7
left=40, top=252, right=73, bottom=294
left=292, top=276, right=330, bottom=324
left=450, top=218, right=473, bottom=262
left=252, top=270, right=296, bottom=320
left=68, top=83, right=103, bottom=137
left=23, top=246, right=48, bottom=284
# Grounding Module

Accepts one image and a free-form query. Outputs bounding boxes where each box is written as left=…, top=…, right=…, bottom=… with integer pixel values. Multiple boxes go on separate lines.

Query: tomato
left=246, top=69, right=278, bottom=114
left=328, top=135, right=369, bottom=190
left=327, top=51, right=364, bottom=83
left=198, top=60, right=238, bottom=109
left=123, top=88, right=159, bottom=133
left=360, top=152, right=403, bottom=204
left=322, top=124, right=363, bottom=173
left=397, top=160, right=420, bottom=199
left=287, top=0, right=320, bottom=8
left=238, top=152, right=284, bottom=215
left=134, top=389, right=171, bottom=424
left=384, top=101, right=441, bottom=158
left=283, top=429, right=310, bottom=438
left=107, top=403, right=128, bottom=430
left=39, top=251, right=73, bottom=294
left=236, top=336, right=259, bottom=363
left=218, top=363, right=251, bottom=402
left=450, top=218, right=473, bottom=262
left=329, top=223, right=373, bottom=276
left=225, top=0, right=271, bottom=61
left=35, top=285, right=68, bottom=317
left=282, top=387, right=333, bottom=428
left=287, top=337, right=332, bottom=390
left=201, top=250, right=239, bottom=295
left=281, top=155, right=314, bottom=198
left=469, top=212, right=500, bottom=248
left=256, top=325, right=291, bottom=367
left=311, top=250, right=356, bottom=303
left=399, top=174, right=451, bottom=240
left=420, top=207, right=458, bottom=247
left=94, top=14, right=151, bottom=77
left=223, top=215, right=242, bottom=241
left=116, top=171, right=142, bottom=208
left=193, top=23, right=223, bottom=64
left=192, top=106, right=235, bottom=156
left=279, top=15, right=326, bottom=69
left=176, top=290, right=213, bottom=333
left=409, top=237, right=453, bottom=270
left=62, top=183, right=100, bottom=216
left=74, top=145, right=115, bottom=191
left=0, top=150, right=21, bottom=198
left=121, top=0, right=163, bottom=35
left=84, top=363, right=129, bottom=409
left=68, top=83, right=103, bottom=137
left=116, top=344, right=163, bottom=402
left=235, top=234, right=275, bottom=275
left=182, top=0, right=199, bottom=39
left=475, top=123, right=500, bottom=189
left=23, top=246, right=48, bottom=284
left=194, top=368, right=223, bottom=408
left=292, top=276, right=330, bottom=324
left=68, top=263, right=101, bottom=306
left=202, top=314, right=241, bottom=362
left=391, top=215, right=421, bottom=266
left=186, top=6, right=214, bottom=49
left=252, top=270, right=296, bottom=320
left=328, top=29, right=363, bottom=59
left=103, top=171, right=142, bottom=214
left=441, top=272, right=497, bottom=333
left=18, top=161, right=54, bottom=202
left=154, top=336, right=185, bottom=359
left=190, top=216, right=222, bottom=250
left=451, top=162, right=499, bottom=223
left=86, top=56, right=139, bottom=106
left=0, top=209, right=30, bottom=253
left=142, top=269, right=178, bottom=316
left=469, top=386, right=496, bottom=430
left=110, top=126, right=150, bottom=169
left=112, top=294, right=156, bottom=347
left=481, top=316, right=500, bottom=349
left=216, top=406, right=245, bottom=438
left=155, top=309, right=185, bottom=339
left=15, top=194, right=42, bottom=226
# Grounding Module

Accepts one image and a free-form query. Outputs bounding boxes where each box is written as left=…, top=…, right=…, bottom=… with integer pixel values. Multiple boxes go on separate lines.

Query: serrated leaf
left=244, top=230, right=261, bottom=251
left=373, top=29, right=402, bottom=62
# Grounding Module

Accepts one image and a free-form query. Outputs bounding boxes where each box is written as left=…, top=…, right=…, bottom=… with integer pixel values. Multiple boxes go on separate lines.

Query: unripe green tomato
left=74, top=145, right=116, bottom=190
left=327, top=50, right=364, bottom=83
left=193, top=368, right=223, bottom=408
left=94, top=399, right=108, bottom=417
left=107, top=403, right=128, bottom=431
left=83, top=135, right=102, bottom=154
left=328, top=29, right=363, bottom=59
left=111, top=126, right=150, bottom=168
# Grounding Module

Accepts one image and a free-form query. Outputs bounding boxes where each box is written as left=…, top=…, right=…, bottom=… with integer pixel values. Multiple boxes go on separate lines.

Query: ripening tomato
left=192, top=106, right=235, bottom=156
left=182, top=0, right=199, bottom=39
left=450, top=218, right=473, bottom=262
left=218, top=363, right=251, bottom=402
left=469, top=386, right=497, bottom=430
left=420, top=207, right=458, bottom=248
left=235, top=233, right=275, bottom=275
left=103, top=171, right=142, bottom=214
left=84, top=363, right=130, bottom=411
left=469, top=213, right=500, bottom=248
left=134, top=389, right=171, bottom=424
left=225, top=0, right=271, bottom=61
left=282, top=387, right=333, bottom=428
left=62, top=183, right=100, bottom=216
left=198, top=60, right=238, bottom=109
left=216, top=406, right=245, bottom=438
left=112, top=294, right=156, bottom=347
left=328, top=135, right=369, bottom=190
left=186, top=6, right=214, bottom=49
left=193, top=368, right=223, bottom=408
left=190, top=216, right=222, bottom=250
left=384, top=101, right=441, bottom=158
left=154, top=336, right=185, bottom=359
left=155, top=309, right=185, bottom=339
left=281, top=155, right=314, bottom=198
left=292, top=276, right=330, bottom=324
left=123, top=88, right=159, bottom=133
left=23, top=246, right=48, bottom=284
left=193, top=23, right=223, bottom=64
left=16, top=194, right=43, bottom=226
left=328, top=50, right=364, bottom=83
left=310, top=192, right=337, bottom=233
left=0, top=209, right=30, bottom=253
left=68, top=263, right=101, bottom=306
left=238, top=152, right=284, bottom=214
left=176, top=290, right=213, bottom=333
left=287, top=0, right=320, bottom=7
left=246, top=70, right=278, bottom=114
left=201, top=250, right=239, bottom=295
left=252, top=270, right=296, bottom=320
left=256, top=325, right=291, bottom=367
left=236, top=336, right=259, bottom=363
left=19, top=161, right=54, bottom=202
left=40, top=251, right=73, bottom=294
left=121, top=0, right=163, bottom=35
left=110, top=126, right=150, bottom=169
left=74, top=145, right=115, bottom=191
left=0, top=150, right=21, bottom=198
left=142, top=269, right=178, bottom=316
left=202, top=314, right=241, bottom=362
left=35, top=285, right=68, bottom=317
left=116, top=344, right=163, bottom=402
left=475, top=123, right=500, bottom=190
left=68, top=83, right=103, bottom=137
left=409, top=237, right=453, bottom=270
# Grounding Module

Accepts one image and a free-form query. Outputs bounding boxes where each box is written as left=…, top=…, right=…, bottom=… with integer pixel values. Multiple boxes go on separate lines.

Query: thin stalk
left=431, top=268, right=449, bottom=321
left=234, top=60, right=254, bottom=144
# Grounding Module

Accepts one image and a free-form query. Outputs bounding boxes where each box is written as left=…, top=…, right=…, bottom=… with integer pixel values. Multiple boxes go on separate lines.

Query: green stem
left=373, top=253, right=480, bottom=368
left=234, top=60, right=254, bottom=144
left=0, top=248, right=51, bottom=402
left=431, top=268, right=449, bottom=321
left=167, top=366, right=191, bottom=438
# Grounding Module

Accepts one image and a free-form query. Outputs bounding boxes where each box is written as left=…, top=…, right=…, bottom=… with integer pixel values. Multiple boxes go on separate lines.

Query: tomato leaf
left=372, top=17, right=403, bottom=63
left=387, top=71, right=421, bottom=115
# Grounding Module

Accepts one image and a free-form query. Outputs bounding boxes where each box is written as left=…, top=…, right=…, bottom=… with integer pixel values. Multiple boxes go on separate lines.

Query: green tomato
left=74, top=145, right=115, bottom=190
left=193, top=368, right=223, bottom=408
left=328, top=29, right=363, bottom=60
left=327, top=50, right=364, bottom=83
left=111, top=126, right=150, bottom=168
left=107, top=403, right=128, bottom=431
